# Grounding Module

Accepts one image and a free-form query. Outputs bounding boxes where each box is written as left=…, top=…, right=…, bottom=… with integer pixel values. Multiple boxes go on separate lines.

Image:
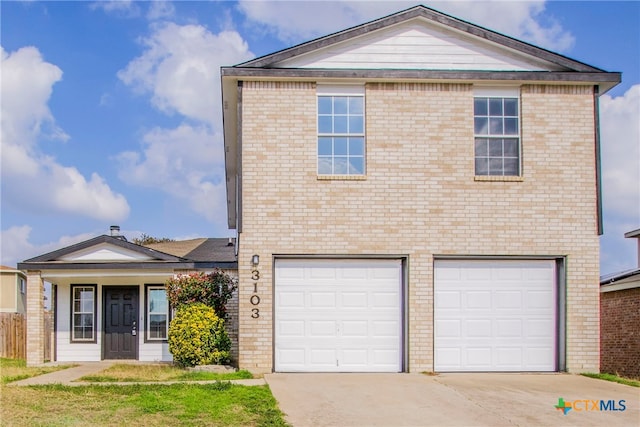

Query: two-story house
left=221, top=5, right=620, bottom=373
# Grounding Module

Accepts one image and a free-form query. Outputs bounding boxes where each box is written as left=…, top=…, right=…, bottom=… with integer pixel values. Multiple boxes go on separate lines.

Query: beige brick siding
left=26, top=271, right=45, bottom=366
left=237, top=80, right=600, bottom=373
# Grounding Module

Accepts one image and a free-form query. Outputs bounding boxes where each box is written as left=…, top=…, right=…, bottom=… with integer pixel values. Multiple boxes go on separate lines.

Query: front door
left=103, top=286, right=139, bottom=359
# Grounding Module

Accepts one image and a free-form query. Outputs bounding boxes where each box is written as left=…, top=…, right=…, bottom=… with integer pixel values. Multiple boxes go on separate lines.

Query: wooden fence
left=0, top=312, right=54, bottom=360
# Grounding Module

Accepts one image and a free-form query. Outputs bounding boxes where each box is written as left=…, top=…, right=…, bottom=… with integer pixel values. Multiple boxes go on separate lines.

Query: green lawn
left=581, top=372, right=640, bottom=387
left=1, top=359, right=288, bottom=426
left=77, top=363, right=254, bottom=382
left=2, top=382, right=288, bottom=426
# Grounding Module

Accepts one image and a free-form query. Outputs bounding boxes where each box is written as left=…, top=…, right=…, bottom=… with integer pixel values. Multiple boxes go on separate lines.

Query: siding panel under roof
left=274, top=21, right=567, bottom=72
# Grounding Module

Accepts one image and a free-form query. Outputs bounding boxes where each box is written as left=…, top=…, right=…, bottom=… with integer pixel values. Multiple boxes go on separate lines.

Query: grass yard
left=1, top=360, right=288, bottom=426
left=0, top=358, right=76, bottom=384
left=77, top=363, right=254, bottom=382
left=1, top=382, right=288, bottom=426
left=581, top=372, right=640, bottom=387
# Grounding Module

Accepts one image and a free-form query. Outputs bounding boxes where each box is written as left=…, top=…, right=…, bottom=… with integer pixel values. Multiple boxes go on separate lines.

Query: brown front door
left=103, top=286, right=138, bottom=359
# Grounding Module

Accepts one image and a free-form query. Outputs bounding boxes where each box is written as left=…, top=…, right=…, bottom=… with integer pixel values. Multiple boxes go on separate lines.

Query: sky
left=1, top=0, right=639, bottom=276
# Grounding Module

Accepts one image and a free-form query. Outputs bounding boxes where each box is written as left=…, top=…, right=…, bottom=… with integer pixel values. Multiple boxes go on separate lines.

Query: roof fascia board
left=222, top=68, right=621, bottom=91
left=22, top=235, right=185, bottom=263
left=600, top=279, right=640, bottom=292
left=624, top=229, right=640, bottom=238
left=17, top=261, right=238, bottom=271
left=237, top=6, right=603, bottom=73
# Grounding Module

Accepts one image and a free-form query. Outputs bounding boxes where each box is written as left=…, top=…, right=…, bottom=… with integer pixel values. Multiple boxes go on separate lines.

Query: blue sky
left=1, top=1, right=639, bottom=276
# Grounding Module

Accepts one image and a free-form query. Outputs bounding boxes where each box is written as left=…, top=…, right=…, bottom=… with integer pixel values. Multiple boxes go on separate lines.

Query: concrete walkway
left=8, top=362, right=266, bottom=387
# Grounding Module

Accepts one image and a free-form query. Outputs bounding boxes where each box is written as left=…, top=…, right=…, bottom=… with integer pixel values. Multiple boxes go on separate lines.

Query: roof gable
left=18, top=235, right=238, bottom=271
left=272, top=19, right=566, bottom=72
left=22, top=235, right=182, bottom=264
left=59, top=242, right=156, bottom=262
left=238, top=5, right=601, bottom=73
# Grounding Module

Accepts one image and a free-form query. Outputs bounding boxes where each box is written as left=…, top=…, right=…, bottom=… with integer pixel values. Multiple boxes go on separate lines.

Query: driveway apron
left=264, top=373, right=640, bottom=427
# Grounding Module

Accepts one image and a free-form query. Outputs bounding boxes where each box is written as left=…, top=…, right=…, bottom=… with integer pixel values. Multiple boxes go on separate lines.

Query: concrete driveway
left=265, top=373, right=639, bottom=426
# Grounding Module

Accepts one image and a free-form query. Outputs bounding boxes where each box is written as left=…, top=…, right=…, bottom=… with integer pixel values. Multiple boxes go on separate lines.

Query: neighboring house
left=221, top=6, right=620, bottom=373
left=599, top=229, right=640, bottom=379
left=19, top=228, right=237, bottom=365
left=0, top=266, right=27, bottom=314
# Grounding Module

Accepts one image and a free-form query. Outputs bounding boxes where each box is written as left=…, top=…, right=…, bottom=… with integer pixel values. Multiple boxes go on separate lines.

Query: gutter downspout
left=594, top=85, right=604, bottom=235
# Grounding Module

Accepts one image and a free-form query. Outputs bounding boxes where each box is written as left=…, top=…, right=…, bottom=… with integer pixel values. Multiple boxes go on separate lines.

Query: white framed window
left=19, top=277, right=25, bottom=294
left=317, top=85, right=365, bottom=175
left=474, top=88, right=521, bottom=176
left=71, top=285, right=96, bottom=342
left=146, top=285, right=169, bottom=341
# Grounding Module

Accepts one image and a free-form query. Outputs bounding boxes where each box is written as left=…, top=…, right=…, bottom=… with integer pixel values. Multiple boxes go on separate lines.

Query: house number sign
left=250, top=268, right=261, bottom=318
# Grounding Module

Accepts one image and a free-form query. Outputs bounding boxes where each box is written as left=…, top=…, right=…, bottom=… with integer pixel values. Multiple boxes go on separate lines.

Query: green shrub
left=165, top=270, right=237, bottom=318
left=168, top=303, right=231, bottom=367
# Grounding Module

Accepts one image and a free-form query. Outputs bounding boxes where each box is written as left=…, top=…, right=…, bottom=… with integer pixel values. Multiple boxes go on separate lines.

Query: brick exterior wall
left=26, top=271, right=45, bottom=366
left=236, top=81, right=600, bottom=373
left=600, top=287, right=640, bottom=379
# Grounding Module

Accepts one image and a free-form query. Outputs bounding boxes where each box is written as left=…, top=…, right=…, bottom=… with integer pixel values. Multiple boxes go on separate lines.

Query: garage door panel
left=526, top=347, right=554, bottom=366
left=341, top=320, right=367, bottom=336
left=436, top=319, right=461, bottom=337
left=436, top=291, right=461, bottom=308
left=495, top=291, right=522, bottom=309
left=436, top=347, right=461, bottom=369
left=497, top=319, right=522, bottom=337
left=372, top=292, right=399, bottom=307
left=525, top=291, right=553, bottom=309
left=527, top=319, right=554, bottom=337
left=278, top=348, right=306, bottom=366
left=496, top=347, right=523, bottom=367
left=435, top=259, right=556, bottom=372
left=466, top=347, right=492, bottom=367
left=275, top=259, right=402, bottom=372
left=372, top=320, right=399, bottom=337
left=466, top=319, right=492, bottom=337
left=310, top=348, right=337, bottom=365
left=466, top=291, right=491, bottom=309
left=341, top=292, right=367, bottom=307
left=310, top=321, right=337, bottom=337
left=309, top=292, right=336, bottom=308
left=278, top=320, right=305, bottom=337
left=278, top=291, right=305, bottom=307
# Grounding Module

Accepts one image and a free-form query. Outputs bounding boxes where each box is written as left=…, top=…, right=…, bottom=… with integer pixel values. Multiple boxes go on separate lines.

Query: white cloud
left=90, top=0, right=141, bottom=18
left=116, top=22, right=253, bottom=226
left=0, top=45, right=130, bottom=222
left=118, top=22, right=253, bottom=125
left=116, top=124, right=227, bottom=225
left=0, top=225, right=96, bottom=267
left=600, top=84, right=640, bottom=219
left=600, top=84, right=640, bottom=273
left=237, top=0, right=574, bottom=52
left=147, top=1, right=175, bottom=21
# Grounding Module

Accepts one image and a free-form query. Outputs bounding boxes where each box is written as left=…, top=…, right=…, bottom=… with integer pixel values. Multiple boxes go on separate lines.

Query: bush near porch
left=165, top=271, right=237, bottom=367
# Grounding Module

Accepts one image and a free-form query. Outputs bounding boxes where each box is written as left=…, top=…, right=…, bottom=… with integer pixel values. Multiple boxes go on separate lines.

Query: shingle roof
left=145, top=238, right=236, bottom=263
left=17, top=236, right=237, bottom=271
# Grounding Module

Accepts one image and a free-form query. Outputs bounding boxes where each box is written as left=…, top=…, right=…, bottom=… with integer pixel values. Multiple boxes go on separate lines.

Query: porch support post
left=26, top=270, right=45, bottom=366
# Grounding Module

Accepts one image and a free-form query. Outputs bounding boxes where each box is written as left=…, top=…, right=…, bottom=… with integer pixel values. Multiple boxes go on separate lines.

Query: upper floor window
left=474, top=89, right=520, bottom=176
left=19, top=277, right=25, bottom=294
left=71, top=285, right=96, bottom=342
left=317, top=86, right=365, bottom=175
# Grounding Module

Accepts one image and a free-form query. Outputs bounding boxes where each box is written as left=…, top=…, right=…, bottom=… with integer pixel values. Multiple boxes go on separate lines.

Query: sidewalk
left=8, top=362, right=266, bottom=387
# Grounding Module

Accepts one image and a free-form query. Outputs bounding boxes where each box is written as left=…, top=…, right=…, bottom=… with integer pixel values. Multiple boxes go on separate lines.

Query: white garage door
left=275, top=258, right=402, bottom=372
left=434, top=259, right=556, bottom=372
